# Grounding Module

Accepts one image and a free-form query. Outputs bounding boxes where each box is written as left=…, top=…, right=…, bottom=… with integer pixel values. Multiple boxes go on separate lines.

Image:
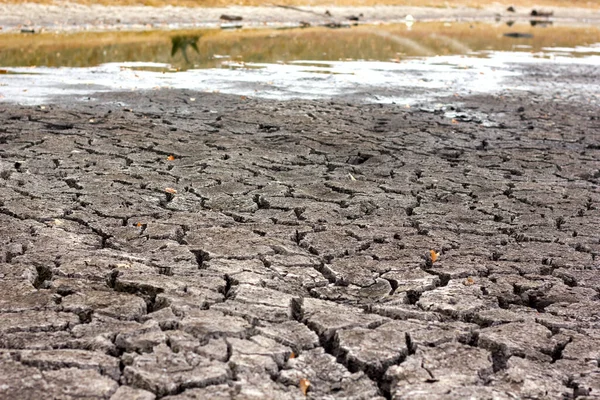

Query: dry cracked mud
left=0, top=87, right=599, bottom=399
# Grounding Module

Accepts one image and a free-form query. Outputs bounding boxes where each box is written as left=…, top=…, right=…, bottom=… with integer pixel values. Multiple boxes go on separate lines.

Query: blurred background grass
left=1, top=22, right=599, bottom=70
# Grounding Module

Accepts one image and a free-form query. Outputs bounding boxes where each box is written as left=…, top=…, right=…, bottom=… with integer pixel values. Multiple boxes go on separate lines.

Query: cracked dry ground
left=0, top=90, right=599, bottom=400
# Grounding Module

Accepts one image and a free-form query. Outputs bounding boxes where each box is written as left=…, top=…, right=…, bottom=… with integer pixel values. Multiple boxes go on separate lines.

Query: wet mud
left=0, top=81, right=599, bottom=399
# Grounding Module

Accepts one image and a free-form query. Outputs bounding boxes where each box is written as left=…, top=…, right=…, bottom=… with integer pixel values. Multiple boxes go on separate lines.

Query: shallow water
left=0, top=21, right=599, bottom=104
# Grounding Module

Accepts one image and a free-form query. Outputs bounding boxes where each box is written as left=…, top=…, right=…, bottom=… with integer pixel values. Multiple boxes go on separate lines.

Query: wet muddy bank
left=3, top=54, right=599, bottom=107
left=0, top=86, right=599, bottom=398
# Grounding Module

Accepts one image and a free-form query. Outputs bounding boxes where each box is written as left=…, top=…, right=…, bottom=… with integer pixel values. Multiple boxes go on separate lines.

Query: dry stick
left=275, top=4, right=329, bottom=16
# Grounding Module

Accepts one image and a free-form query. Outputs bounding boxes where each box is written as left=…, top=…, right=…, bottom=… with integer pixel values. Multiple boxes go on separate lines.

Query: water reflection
left=530, top=20, right=553, bottom=27
left=171, top=35, right=200, bottom=64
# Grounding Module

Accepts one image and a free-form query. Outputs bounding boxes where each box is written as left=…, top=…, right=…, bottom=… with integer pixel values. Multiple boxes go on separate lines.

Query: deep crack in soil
left=0, top=88, right=598, bottom=399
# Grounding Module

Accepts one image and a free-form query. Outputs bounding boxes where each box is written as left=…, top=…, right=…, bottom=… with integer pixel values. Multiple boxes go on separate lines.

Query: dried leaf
left=464, top=277, right=475, bottom=286
left=165, top=187, right=177, bottom=194
left=348, top=173, right=356, bottom=181
left=451, top=118, right=458, bottom=124
left=167, top=155, right=175, bottom=161
left=299, top=378, right=311, bottom=396
left=136, top=222, right=143, bottom=227
left=289, top=352, right=296, bottom=359
left=430, top=249, right=439, bottom=263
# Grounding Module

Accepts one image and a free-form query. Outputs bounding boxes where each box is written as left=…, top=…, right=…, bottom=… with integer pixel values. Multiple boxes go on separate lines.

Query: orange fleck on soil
left=430, top=249, right=439, bottom=263
left=299, top=378, right=311, bottom=396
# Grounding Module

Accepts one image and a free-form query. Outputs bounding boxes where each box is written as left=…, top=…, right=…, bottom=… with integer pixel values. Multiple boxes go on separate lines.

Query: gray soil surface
left=1, top=82, right=599, bottom=399
left=2, top=3, right=600, bottom=33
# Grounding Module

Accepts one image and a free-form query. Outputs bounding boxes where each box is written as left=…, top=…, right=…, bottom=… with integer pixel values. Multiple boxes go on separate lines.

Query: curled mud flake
left=464, top=277, right=475, bottom=286
left=165, top=187, right=177, bottom=194
left=299, top=378, right=311, bottom=396
left=430, top=249, right=440, bottom=263
left=167, top=155, right=175, bottom=161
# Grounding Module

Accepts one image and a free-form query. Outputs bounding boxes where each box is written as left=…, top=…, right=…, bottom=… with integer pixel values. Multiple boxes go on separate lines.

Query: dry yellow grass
left=1, top=22, right=598, bottom=70
left=0, top=0, right=599, bottom=8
